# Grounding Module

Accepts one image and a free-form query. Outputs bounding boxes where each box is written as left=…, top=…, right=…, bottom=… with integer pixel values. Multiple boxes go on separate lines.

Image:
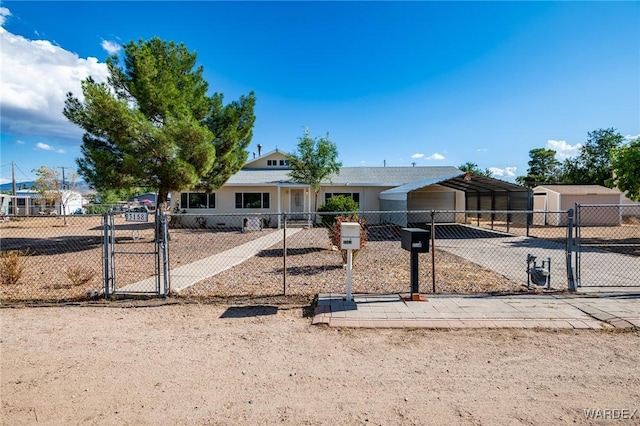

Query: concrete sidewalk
left=312, top=292, right=640, bottom=330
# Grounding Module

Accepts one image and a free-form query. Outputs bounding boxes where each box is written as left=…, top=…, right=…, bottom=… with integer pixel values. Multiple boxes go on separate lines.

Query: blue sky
left=1, top=1, right=638, bottom=185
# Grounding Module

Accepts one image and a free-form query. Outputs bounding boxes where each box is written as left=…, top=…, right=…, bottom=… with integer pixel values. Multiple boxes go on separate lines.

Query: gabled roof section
left=325, top=166, right=463, bottom=187
left=227, top=166, right=465, bottom=187
left=534, top=185, right=622, bottom=196
left=226, top=169, right=294, bottom=185
left=243, top=149, right=290, bottom=169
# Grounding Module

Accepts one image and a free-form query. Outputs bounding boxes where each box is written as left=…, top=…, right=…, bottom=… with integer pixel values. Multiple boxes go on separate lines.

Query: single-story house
left=4, top=189, right=84, bottom=216
left=171, top=149, right=530, bottom=228
left=532, top=185, right=624, bottom=226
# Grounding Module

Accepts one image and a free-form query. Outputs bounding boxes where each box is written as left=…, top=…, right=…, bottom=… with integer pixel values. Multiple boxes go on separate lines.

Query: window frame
left=235, top=192, right=271, bottom=209
left=180, top=192, right=216, bottom=209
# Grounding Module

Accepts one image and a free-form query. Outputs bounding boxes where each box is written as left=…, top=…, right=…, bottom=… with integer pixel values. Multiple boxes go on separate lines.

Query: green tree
left=317, top=194, right=359, bottom=227
left=610, top=137, right=640, bottom=201
left=458, top=162, right=492, bottom=177
left=32, top=166, right=80, bottom=225
left=561, top=128, right=624, bottom=186
left=515, top=148, right=561, bottom=187
left=63, top=37, right=255, bottom=210
left=287, top=128, right=342, bottom=211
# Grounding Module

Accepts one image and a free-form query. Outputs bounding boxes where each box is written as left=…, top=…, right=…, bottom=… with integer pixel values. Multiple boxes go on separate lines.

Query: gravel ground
left=2, top=303, right=639, bottom=425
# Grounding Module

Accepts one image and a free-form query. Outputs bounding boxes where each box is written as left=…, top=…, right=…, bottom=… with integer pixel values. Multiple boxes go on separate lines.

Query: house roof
left=534, top=185, right=622, bottom=196
left=225, top=166, right=464, bottom=187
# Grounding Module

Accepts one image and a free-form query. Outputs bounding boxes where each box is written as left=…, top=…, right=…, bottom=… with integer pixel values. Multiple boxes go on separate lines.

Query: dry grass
left=0, top=250, right=30, bottom=286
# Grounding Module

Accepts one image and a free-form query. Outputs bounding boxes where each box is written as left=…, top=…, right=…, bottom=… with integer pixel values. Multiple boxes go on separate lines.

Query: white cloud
left=0, top=8, right=109, bottom=143
left=34, top=142, right=65, bottom=154
left=476, top=148, right=487, bottom=152
left=0, top=7, right=11, bottom=26
left=0, top=178, right=11, bottom=185
left=35, top=142, right=54, bottom=151
left=426, top=153, right=445, bottom=160
left=411, top=153, right=424, bottom=159
left=16, top=139, right=25, bottom=145
left=625, top=134, right=640, bottom=141
left=488, top=166, right=517, bottom=177
left=101, top=40, right=121, bottom=55
left=546, top=140, right=582, bottom=160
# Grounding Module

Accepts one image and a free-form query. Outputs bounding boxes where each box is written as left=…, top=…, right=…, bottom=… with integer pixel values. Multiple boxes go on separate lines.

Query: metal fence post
left=161, top=211, right=170, bottom=297
left=431, top=210, right=436, bottom=293
left=566, top=208, right=576, bottom=292
left=574, top=203, right=581, bottom=288
left=103, top=213, right=110, bottom=299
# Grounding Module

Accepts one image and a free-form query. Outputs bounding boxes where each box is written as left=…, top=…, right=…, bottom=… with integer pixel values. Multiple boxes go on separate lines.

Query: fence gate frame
left=573, top=202, right=640, bottom=288
left=103, top=210, right=170, bottom=298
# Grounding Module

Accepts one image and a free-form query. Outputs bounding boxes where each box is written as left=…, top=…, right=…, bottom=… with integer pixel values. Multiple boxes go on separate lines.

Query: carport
left=379, top=172, right=531, bottom=226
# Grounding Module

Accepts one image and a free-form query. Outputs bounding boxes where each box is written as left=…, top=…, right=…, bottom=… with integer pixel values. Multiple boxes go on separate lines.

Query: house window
left=180, top=192, right=215, bottom=209
left=324, top=192, right=360, bottom=204
left=279, top=159, right=289, bottom=166
left=235, top=192, right=270, bottom=209
left=267, top=159, right=289, bottom=167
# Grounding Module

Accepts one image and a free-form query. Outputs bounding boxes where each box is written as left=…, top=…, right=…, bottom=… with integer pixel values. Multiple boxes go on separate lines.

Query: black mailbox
left=401, top=228, right=430, bottom=253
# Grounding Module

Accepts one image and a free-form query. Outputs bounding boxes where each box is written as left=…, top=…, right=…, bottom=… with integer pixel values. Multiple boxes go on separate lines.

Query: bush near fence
left=1, top=208, right=638, bottom=303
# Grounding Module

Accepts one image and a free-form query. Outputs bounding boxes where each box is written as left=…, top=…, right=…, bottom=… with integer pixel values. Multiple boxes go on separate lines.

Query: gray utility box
left=401, top=228, right=430, bottom=253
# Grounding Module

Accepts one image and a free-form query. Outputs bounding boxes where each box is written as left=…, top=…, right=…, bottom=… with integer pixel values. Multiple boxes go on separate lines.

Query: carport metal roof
left=436, top=173, right=529, bottom=194
left=379, top=172, right=529, bottom=200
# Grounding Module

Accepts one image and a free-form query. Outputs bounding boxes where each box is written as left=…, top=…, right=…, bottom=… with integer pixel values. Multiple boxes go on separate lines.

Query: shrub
left=328, top=215, right=368, bottom=264
left=0, top=250, right=29, bottom=286
left=64, top=265, right=96, bottom=287
left=84, top=205, right=112, bottom=215
left=317, top=195, right=359, bottom=227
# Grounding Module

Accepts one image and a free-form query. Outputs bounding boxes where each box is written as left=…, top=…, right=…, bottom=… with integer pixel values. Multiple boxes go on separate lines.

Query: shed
left=532, top=185, right=623, bottom=226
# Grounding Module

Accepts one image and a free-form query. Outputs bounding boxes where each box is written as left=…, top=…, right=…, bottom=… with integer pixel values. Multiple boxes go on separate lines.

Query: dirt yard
left=2, top=302, right=639, bottom=425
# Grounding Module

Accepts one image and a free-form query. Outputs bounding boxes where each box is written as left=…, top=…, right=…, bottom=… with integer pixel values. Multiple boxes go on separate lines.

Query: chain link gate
left=574, top=203, right=640, bottom=288
left=103, top=210, right=169, bottom=297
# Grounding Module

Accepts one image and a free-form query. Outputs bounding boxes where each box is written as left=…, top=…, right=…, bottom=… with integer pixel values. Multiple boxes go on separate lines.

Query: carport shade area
left=379, top=173, right=532, bottom=225
left=437, top=173, right=532, bottom=212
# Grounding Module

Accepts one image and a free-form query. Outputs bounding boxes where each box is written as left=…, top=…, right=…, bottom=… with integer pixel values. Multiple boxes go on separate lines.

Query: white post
left=346, top=249, right=353, bottom=302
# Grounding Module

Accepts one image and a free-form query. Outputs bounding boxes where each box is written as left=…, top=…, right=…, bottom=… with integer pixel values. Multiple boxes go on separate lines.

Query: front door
left=290, top=189, right=304, bottom=220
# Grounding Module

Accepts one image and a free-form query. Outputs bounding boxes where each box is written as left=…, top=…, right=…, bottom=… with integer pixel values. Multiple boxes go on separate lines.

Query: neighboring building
left=171, top=149, right=530, bottom=228
left=4, top=189, right=84, bottom=216
left=532, top=185, right=625, bottom=226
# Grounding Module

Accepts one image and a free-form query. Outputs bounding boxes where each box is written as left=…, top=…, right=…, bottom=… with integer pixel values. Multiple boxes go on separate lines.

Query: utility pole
left=12, top=161, right=16, bottom=216
left=11, top=161, right=16, bottom=195
left=58, top=167, right=67, bottom=190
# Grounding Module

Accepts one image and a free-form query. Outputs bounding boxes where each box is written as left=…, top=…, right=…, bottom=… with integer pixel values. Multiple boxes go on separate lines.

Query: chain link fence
left=575, top=204, right=640, bottom=287
left=1, top=208, right=638, bottom=303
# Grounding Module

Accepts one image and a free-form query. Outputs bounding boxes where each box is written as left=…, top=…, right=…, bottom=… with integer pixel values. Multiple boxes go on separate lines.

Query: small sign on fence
left=125, top=211, right=149, bottom=222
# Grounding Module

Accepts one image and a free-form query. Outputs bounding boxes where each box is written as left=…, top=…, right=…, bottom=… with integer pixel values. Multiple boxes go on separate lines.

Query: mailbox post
left=400, top=228, right=430, bottom=301
left=341, top=222, right=360, bottom=302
